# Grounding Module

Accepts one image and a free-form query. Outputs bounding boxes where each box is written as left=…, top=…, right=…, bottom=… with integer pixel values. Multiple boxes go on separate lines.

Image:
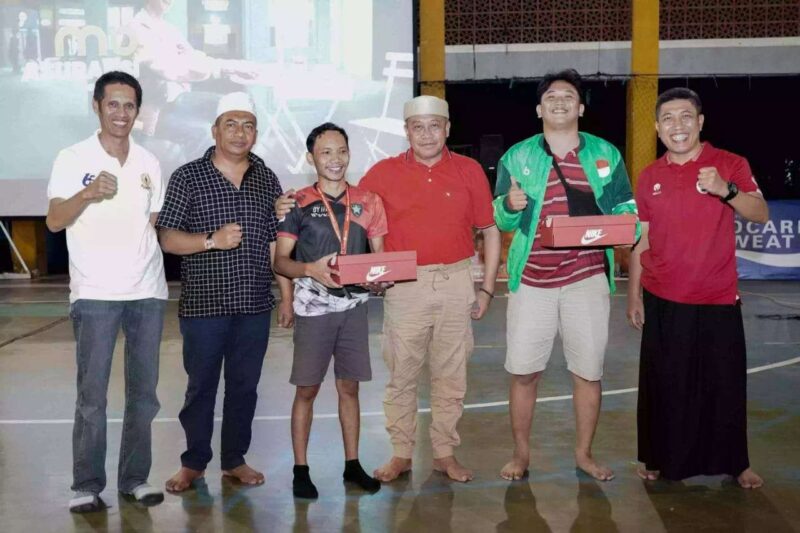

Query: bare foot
left=737, top=468, right=764, bottom=489
left=636, top=466, right=660, bottom=481
left=373, top=457, right=412, bottom=483
left=222, top=464, right=265, bottom=486
left=165, top=467, right=205, bottom=493
left=575, top=453, right=614, bottom=481
left=433, top=456, right=473, bottom=483
left=500, top=451, right=530, bottom=481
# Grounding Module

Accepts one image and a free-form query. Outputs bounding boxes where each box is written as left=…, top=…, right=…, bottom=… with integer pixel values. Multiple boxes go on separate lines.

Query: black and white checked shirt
left=157, top=147, right=283, bottom=317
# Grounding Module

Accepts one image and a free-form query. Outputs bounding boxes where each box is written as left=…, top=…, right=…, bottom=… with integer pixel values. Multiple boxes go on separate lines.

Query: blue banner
left=736, top=200, right=800, bottom=280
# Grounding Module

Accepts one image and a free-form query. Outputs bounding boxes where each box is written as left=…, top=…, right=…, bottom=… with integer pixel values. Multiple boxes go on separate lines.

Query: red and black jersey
left=277, top=183, right=388, bottom=263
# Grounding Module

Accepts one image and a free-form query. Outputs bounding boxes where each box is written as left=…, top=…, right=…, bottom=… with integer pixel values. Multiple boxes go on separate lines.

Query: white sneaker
left=120, top=483, right=164, bottom=506
left=69, top=492, right=106, bottom=513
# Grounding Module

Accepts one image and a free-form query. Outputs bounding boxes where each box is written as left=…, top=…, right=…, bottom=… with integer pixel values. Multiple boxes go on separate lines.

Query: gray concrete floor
left=0, top=279, right=798, bottom=533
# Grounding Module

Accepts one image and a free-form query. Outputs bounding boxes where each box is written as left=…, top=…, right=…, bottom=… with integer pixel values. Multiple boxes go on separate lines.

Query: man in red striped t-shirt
left=493, top=69, right=637, bottom=483
left=521, top=149, right=606, bottom=288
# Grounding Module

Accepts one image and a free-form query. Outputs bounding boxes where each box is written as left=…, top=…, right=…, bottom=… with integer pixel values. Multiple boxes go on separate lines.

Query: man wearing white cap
left=157, top=92, right=293, bottom=492
left=279, top=95, right=501, bottom=482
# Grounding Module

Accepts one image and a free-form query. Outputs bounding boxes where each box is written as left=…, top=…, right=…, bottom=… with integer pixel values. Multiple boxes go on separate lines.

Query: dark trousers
left=178, top=312, right=271, bottom=470
left=637, top=290, right=749, bottom=480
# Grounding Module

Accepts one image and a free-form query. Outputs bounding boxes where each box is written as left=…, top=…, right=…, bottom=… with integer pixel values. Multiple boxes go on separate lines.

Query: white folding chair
left=349, top=52, right=414, bottom=168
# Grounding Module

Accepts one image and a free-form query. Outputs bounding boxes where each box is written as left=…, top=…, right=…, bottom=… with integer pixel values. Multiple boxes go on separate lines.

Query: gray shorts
left=290, top=302, right=372, bottom=386
left=505, top=273, right=610, bottom=381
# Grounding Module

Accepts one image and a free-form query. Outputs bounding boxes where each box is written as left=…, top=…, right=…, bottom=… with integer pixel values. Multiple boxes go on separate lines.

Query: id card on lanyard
left=315, top=184, right=351, bottom=256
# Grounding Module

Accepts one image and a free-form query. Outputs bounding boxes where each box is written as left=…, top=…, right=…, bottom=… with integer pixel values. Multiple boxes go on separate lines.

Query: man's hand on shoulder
left=275, top=190, right=296, bottom=219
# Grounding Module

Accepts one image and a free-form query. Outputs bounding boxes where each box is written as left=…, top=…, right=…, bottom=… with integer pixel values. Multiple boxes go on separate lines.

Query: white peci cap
left=215, top=92, right=256, bottom=121
left=403, top=95, right=449, bottom=120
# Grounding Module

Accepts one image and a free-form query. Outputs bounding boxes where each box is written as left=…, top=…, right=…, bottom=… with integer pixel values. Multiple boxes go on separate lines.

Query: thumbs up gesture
left=505, top=176, right=528, bottom=212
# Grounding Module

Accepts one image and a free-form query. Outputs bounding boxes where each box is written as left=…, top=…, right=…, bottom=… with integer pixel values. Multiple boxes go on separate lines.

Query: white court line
left=2, top=357, right=798, bottom=426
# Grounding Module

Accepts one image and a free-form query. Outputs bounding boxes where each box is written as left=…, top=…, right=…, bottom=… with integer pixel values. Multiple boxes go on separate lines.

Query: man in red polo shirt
left=627, top=88, right=768, bottom=488
left=277, top=95, right=501, bottom=482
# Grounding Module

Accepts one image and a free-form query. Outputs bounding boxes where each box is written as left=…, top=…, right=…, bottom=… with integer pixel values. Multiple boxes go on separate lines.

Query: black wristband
left=479, top=288, right=494, bottom=299
left=720, top=181, right=739, bottom=203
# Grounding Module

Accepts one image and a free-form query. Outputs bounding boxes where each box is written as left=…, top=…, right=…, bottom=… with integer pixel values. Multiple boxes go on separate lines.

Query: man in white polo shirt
left=46, top=71, right=167, bottom=513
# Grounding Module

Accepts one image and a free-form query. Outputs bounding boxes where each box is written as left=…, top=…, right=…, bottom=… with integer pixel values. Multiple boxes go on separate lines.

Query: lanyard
left=315, top=184, right=351, bottom=255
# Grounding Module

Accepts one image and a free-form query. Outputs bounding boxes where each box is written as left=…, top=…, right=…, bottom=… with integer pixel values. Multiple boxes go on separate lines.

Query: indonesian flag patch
left=596, top=160, right=610, bottom=178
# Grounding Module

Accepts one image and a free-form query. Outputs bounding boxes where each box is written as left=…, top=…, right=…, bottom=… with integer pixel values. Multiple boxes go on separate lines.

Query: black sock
left=293, top=465, right=319, bottom=499
left=343, top=459, right=381, bottom=493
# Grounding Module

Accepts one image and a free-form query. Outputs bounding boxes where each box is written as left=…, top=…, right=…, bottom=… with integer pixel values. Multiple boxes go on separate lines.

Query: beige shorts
left=505, top=273, right=610, bottom=381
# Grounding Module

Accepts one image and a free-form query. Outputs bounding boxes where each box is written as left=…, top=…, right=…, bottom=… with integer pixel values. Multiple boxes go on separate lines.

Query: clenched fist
left=696, top=167, right=727, bottom=197
left=82, top=171, right=117, bottom=202
left=213, top=223, right=243, bottom=250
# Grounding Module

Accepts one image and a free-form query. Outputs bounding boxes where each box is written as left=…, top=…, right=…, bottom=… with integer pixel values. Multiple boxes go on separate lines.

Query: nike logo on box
left=366, top=265, right=390, bottom=282
left=580, top=229, right=607, bottom=245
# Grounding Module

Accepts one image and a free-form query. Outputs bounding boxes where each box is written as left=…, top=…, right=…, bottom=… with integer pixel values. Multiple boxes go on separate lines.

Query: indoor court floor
left=0, top=279, right=798, bottom=533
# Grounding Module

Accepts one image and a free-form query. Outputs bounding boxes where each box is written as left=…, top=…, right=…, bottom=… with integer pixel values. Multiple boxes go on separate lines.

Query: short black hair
left=655, top=87, right=702, bottom=118
left=93, top=71, right=142, bottom=108
left=537, top=69, right=584, bottom=104
left=306, top=122, right=349, bottom=153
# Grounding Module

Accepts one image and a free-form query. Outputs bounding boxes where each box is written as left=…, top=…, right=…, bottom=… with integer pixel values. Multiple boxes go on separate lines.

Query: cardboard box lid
left=334, top=250, right=417, bottom=265
left=544, top=214, right=637, bottom=228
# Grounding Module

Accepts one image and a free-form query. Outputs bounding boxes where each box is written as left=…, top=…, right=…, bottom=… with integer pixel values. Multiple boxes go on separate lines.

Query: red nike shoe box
left=539, top=214, right=637, bottom=248
left=331, top=251, right=418, bottom=285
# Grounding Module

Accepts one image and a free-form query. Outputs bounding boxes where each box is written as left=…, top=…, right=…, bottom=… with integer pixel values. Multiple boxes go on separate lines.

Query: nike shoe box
left=331, top=251, right=418, bottom=285
left=539, top=214, right=637, bottom=248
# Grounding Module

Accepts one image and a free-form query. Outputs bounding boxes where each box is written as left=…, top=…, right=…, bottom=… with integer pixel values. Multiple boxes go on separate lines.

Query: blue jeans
left=178, top=312, right=271, bottom=471
left=70, top=298, right=165, bottom=494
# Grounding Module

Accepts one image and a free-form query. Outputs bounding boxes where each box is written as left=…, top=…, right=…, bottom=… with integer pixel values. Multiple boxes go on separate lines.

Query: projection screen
left=0, top=0, right=413, bottom=216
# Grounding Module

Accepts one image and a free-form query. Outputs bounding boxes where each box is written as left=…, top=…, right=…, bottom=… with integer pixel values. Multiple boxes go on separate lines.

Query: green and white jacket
left=493, top=132, right=639, bottom=293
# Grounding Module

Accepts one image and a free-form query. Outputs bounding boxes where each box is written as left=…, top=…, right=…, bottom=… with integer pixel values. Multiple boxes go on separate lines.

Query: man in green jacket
left=493, top=69, right=637, bottom=482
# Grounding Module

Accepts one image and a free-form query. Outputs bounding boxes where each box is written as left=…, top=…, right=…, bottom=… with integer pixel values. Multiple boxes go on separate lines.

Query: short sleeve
left=263, top=169, right=284, bottom=243
left=156, top=169, right=191, bottom=231
left=358, top=163, right=385, bottom=197
left=466, top=161, right=495, bottom=228
left=727, top=155, right=760, bottom=195
left=635, top=170, right=651, bottom=222
left=147, top=155, right=165, bottom=213
left=47, top=149, right=82, bottom=201
left=277, top=203, right=301, bottom=240
left=366, top=192, right=388, bottom=238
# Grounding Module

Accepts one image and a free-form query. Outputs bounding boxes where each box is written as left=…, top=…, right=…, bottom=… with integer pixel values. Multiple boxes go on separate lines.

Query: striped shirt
left=522, top=148, right=605, bottom=288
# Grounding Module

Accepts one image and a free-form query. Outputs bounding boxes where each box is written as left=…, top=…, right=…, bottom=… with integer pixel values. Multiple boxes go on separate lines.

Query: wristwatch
left=721, top=181, right=739, bottom=203
left=204, top=232, right=215, bottom=251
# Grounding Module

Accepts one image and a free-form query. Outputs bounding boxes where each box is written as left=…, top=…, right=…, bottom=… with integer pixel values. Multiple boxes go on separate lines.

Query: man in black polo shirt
left=274, top=123, right=385, bottom=498
left=157, top=92, right=293, bottom=492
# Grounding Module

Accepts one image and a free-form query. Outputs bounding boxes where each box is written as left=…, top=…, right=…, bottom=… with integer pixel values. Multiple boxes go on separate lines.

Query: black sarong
left=637, top=289, right=750, bottom=480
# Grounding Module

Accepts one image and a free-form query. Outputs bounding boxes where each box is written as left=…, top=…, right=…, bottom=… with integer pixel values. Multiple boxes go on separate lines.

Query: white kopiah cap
left=403, top=95, right=449, bottom=120
left=216, top=92, right=256, bottom=120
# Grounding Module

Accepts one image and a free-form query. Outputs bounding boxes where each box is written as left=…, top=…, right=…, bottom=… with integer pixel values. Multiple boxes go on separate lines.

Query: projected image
left=0, top=0, right=412, bottom=216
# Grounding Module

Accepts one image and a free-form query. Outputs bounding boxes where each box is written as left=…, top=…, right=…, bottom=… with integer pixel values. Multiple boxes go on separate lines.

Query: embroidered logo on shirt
left=82, top=173, right=96, bottom=187
left=580, top=228, right=607, bottom=245
left=351, top=203, right=363, bottom=217
left=141, top=173, right=152, bottom=190
left=366, top=265, right=390, bottom=282
left=311, top=205, right=327, bottom=217
left=596, top=160, right=610, bottom=178
left=652, top=183, right=661, bottom=195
